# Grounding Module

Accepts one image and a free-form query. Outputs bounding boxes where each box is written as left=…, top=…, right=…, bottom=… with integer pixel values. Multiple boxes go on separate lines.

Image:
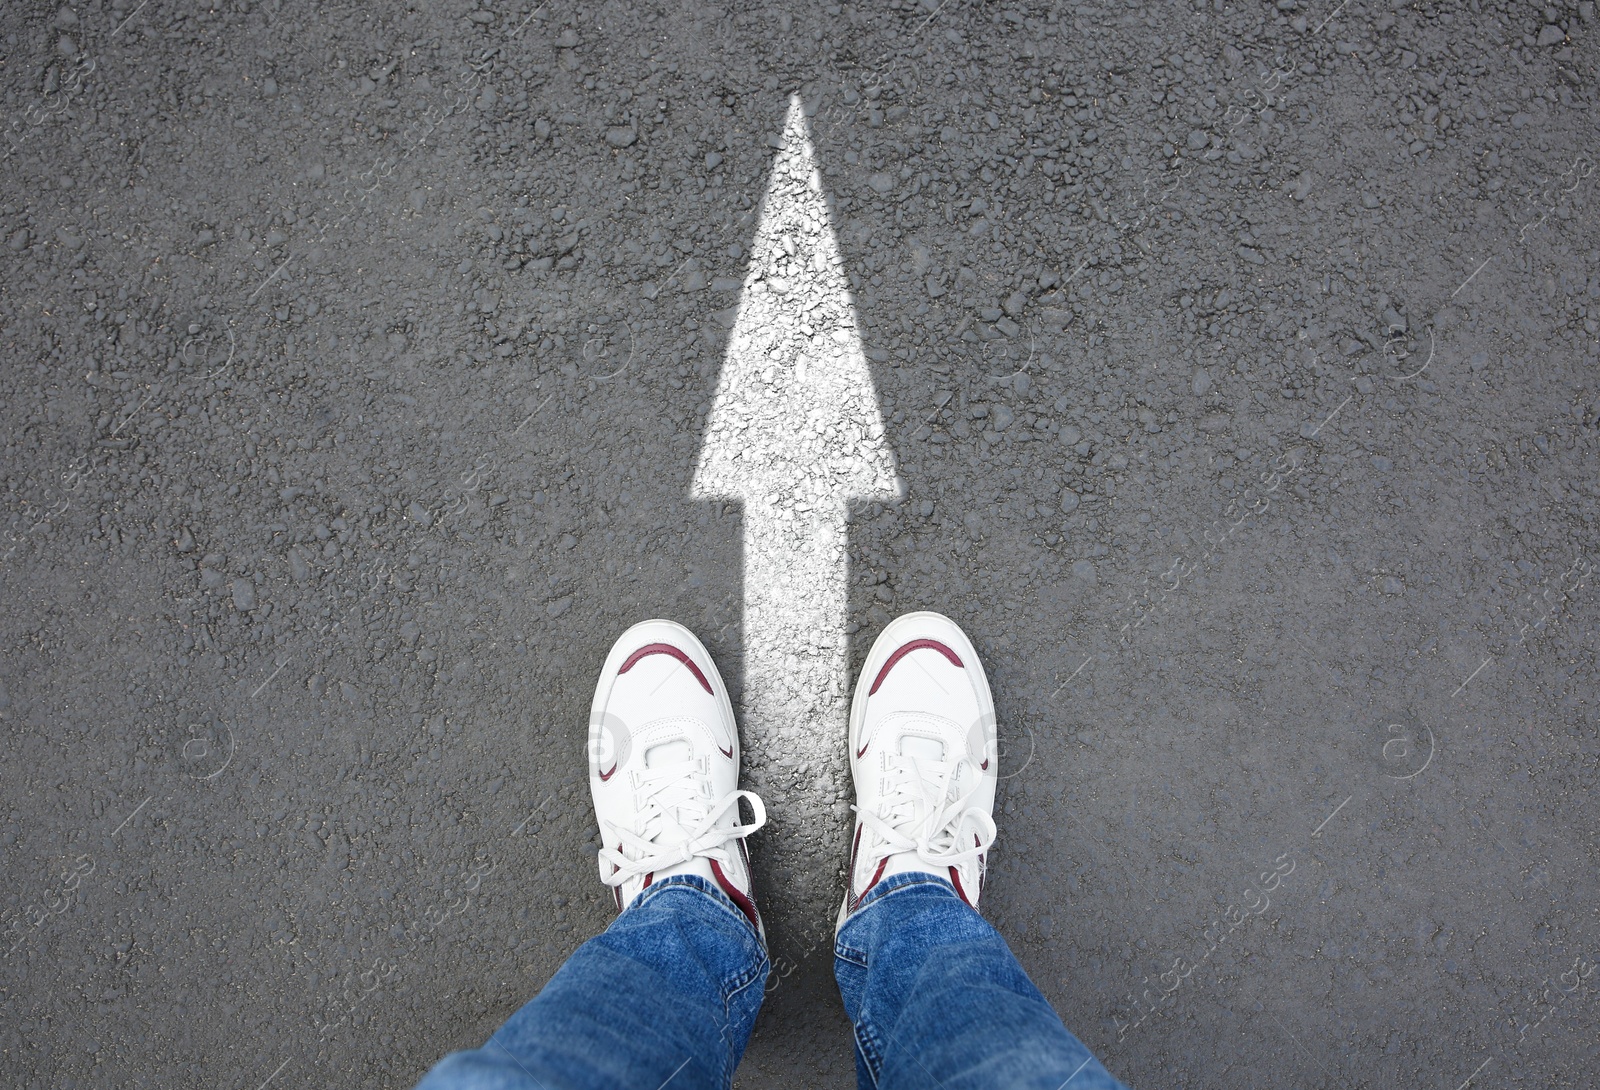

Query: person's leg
left=416, top=620, right=770, bottom=1090
left=418, top=875, right=766, bottom=1090
left=835, top=612, right=1130, bottom=1090
left=834, top=872, right=1126, bottom=1090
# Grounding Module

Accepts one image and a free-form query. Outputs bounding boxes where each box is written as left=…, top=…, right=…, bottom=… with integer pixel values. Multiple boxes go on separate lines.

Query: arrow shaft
left=738, top=503, right=850, bottom=936
left=743, top=504, right=848, bottom=717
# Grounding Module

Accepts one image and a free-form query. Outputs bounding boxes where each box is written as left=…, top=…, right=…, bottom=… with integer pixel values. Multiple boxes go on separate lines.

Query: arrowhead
left=692, top=95, right=899, bottom=509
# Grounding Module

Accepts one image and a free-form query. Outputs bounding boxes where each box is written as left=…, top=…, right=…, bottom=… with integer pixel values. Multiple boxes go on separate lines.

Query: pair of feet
left=588, top=612, right=998, bottom=938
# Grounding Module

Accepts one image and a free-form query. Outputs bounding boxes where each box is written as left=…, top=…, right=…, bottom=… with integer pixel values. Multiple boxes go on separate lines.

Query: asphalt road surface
left=3, top=1, right=1597, bottom=1087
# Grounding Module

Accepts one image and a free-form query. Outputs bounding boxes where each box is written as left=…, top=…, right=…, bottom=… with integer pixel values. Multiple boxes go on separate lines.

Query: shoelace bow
left=857, top=752, right=995, bottom=869
left=597, top=760, right=766, bottom=886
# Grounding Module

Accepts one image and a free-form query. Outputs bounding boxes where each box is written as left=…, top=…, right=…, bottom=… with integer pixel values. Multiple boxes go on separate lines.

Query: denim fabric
left=415, top=871, right=1129, bottom=1090
left=834, top=872, right=1130, bottom=1090
left=414, top=875, right=767, bottom=1090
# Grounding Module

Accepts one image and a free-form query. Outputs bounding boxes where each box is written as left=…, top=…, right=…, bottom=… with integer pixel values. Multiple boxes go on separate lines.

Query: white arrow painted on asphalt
left=693, top=95, right=899, bottom=896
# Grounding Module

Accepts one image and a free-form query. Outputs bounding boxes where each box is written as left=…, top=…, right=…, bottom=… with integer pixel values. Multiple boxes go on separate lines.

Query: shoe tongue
left=645, top=740, right=693, bottom=768
left=899, top=735, right=944, bottom=762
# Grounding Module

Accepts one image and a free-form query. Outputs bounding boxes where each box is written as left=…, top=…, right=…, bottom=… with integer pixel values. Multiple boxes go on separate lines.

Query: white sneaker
left=839, top=611, right=998, bottom=930
left=588, top=620, right=766, bottom=935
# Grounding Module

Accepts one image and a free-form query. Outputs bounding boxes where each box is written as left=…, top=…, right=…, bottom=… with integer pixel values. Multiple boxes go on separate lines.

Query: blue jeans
left=416, top=872, right=1129, bottom=1090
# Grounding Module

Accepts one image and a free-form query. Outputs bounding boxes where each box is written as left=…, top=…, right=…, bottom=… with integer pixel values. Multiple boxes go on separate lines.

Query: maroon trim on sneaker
left=618, top=642, right=714, bottom=694
left=718, top=744, right=734, bottom=759
left=854, top=855, right=889, bottom=910
left=949, top=865, right=971, bottom=905
left=711, top=858, right=760, bottom=930
left=613, top=886, right=623, bottom=911
left=643, top=872, right=653, bottom=888
left=867, top=638, right=964, bottom=695
left=845, top=825, right=864, bottom=901
left=599, top=762, right=619, bottom=781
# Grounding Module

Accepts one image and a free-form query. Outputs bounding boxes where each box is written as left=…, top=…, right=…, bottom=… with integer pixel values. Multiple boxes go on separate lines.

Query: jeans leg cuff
left=626, top=873, right=766, bottom=947
left=839, top=869, right=960, bottom=938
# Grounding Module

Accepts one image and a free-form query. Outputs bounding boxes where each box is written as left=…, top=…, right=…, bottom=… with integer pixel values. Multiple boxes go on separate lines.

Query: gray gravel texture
left=2, top=0, right=1598, bottom=1087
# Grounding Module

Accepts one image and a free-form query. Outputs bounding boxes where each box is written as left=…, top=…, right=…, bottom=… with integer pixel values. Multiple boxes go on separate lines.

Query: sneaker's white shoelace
left=857, top=752, right=996, bottom=868
left=597, top=760, right=766, bottom=887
